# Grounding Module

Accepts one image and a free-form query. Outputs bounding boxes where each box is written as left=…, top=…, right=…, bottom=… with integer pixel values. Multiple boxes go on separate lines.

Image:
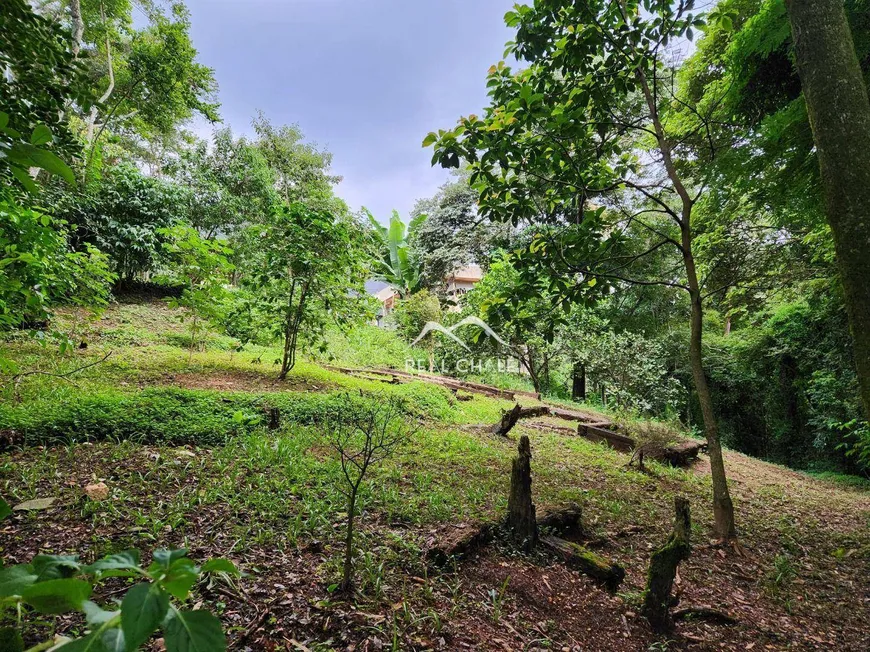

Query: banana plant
left=365, top=209, right=426, bottom=297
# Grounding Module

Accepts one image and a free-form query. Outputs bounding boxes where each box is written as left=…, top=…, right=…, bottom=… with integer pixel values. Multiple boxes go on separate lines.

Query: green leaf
left=164, top=610, right=226, bottom=652
left=100, top=628, right=125, bottom=652
left=0, top=566, right=38, bottom=598
left=21, top=578, right=92, bottom=614
left=0, top=499, right=11, bottom=521
left=121, top=583, right=170, bottom=651
left=162, top=559, right=199, bottom=601
left=421, top=132, right=437, bottom=148
left=0, top=112, right=8, bottom=130
left=32, top=554, right=80, bottom=580
left=152, top=549, right=187, bottom=570
left=83, top=600, right=119, bottom=626
left=0, top=626, right=24, bottom=652
left=85, top=550, right=141, bottom=574
left=17, top=144, right=75, bottom=185
left=199, top=559, right=239, bottom=576
left=30, top=124, right=52, bottom=146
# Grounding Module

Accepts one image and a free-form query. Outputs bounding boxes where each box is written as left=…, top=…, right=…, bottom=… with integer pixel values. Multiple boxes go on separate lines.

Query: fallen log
left=489, top=404, right=551, bottom=436
left=491, top=404, right=522, bottom=436
left=577, top=424, right=636, bottom=452
left=425, top=523, right=496, bottom=567
left=536, top=503, right=583, bottom=536
left=541, top=535, right=625, bottom=591
left=672, top=606, right=738, bottom=625
left=549, top=407, right=608, bottom=424
left=631, top=440, right=707, bottom=469
left=525, top=421, right=577, bottom=436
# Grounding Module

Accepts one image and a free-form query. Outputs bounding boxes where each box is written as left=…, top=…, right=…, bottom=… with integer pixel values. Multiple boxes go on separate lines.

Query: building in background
left=367, top=264, right=484, bottom=324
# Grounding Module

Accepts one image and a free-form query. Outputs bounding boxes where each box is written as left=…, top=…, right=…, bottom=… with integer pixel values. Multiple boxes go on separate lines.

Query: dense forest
left=1, top=0, right=869, bottom=650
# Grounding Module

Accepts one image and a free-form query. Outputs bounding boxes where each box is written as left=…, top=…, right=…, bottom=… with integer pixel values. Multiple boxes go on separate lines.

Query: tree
left=410, top=171, right=511, bottom=291
left=238, top=202, right=368, bottom=380
left=324, top=393, right=412, bottom=593
left=366, top=209, right=425, bottom=298
left=784, top=0, right=870, bottom=423
left=252, top=113, right=341, bottom=211
left=166, top=127, right=276, bottom=239
left=159, top=224, right=233, bottom=359
left=56, top=163, right=186, bottom=283
left=391, top=289, right=443, bottom=372
left=429, top=1, right=740, bottom=540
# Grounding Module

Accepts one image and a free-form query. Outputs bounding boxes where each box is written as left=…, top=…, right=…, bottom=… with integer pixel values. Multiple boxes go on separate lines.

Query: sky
left=182, top=0, right=517, bottom=223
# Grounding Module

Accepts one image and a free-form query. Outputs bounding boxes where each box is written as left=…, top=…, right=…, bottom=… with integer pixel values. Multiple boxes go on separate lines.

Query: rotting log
left=506, top=435, right=537, bottom=551
left=536, top=503, right=583, bottom=536
left=541, top=535, right=625, bottom=591
left=490, top=405, right=552, bottom=436
left=491, top=404, right=523, bottom=436
left=578, top=424, right=636, bottom=452
left=425, top=523, right=496, bottom=567
left=630, top=440, right=707, bottom=469
left=642, top=497, right=692, bottom=632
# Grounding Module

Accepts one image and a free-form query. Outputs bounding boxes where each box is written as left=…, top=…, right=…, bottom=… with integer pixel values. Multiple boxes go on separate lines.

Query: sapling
left=324, top=393, right=414, bottom=593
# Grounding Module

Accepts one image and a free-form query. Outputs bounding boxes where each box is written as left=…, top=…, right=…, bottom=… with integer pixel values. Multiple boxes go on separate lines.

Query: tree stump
left=642, top=496, right=692, bottom=632
left=267, top=407, right=281, bottom=430
left=506, top=435, right=537, bottom=550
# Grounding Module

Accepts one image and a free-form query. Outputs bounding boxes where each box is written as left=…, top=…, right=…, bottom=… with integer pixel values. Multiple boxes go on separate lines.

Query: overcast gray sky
left=183, top=0, right=516, bottom=222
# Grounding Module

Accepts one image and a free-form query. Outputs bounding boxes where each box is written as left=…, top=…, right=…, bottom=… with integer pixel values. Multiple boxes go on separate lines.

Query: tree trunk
left=69, top=0, right=84, bottom=57
left=572, top=361, right=586, bottom=401
left=506, top=435, right=537, bottom=551
left=683, top=229, right=737, bottom=541
left=642, top=497, right=692, bottom=632
left=785, top=0, right=870, bottom=422
left=341, top=489, right=357, bottom=592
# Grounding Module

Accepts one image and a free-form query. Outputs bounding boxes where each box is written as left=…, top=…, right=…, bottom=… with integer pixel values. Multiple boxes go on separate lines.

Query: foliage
left=0, top=547, right=238, bottom=651
left=0, top=1, right=90, bottom=188
left=166, top=127, right=276, bottom=239
left=236, top=202, right=369, bottom=379
left=322, top=393, right=413, bottom=592
left=56, top=163, right=186, bottom=282
left=0, top=196, right=113, bottom=346
left=158, top=224, right=233, bottom=357
left=410, top=171, right=510, bottom=292
left=367, top=209, right=425, bottom=297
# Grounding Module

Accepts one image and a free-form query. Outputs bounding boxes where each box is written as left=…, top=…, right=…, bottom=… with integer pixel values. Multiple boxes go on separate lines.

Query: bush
left=0, top=383, right=455, bottom=447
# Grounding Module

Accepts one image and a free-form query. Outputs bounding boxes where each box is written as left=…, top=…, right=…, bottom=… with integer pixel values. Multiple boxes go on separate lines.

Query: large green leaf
left=21, top=578, right=92, bottom=614
left=32, top=554, right=80, bottom=580
left=199, top=559, right=239, bottom=576
left=15, top=144, right=75, bottom=185
left=0, top=566, right=37, bottom=598
left=0, top=498, right=11, bottom=521
left=164, top=610, right=225, bottom=652
left=56, top=633, right=110, bottom=652
left=30, top=124, right=52, bottom=146
left=162, top=559, right=199, bottom=601
left=85, top=550, right=141, bottom=574
left=152, top=549, right=188, bottom=570
left=120, top=583, right=169, bottom=651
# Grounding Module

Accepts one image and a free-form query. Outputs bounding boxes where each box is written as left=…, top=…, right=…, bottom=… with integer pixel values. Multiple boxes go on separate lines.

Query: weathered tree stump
left=540, top=535, right=625, bottom=591
left=506, top=435, right=537, bottom=550
left=267, top=407, right=281, bottom=430
left=536, top=503, right=583, bottom=536
left=642, top=496, right=692, bottom=632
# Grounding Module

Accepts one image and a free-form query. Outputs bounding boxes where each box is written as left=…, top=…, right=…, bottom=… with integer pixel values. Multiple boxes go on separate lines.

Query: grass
left=2, top=300, right=869, bottom=650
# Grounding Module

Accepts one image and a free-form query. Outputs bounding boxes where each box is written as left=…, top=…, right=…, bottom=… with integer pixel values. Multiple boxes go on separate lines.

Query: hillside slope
left=1, top=301, right=868, bottom=650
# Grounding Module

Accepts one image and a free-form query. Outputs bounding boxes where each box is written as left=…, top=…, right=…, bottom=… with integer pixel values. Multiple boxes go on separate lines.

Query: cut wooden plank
left=577, top=424, right=636, bottom=452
